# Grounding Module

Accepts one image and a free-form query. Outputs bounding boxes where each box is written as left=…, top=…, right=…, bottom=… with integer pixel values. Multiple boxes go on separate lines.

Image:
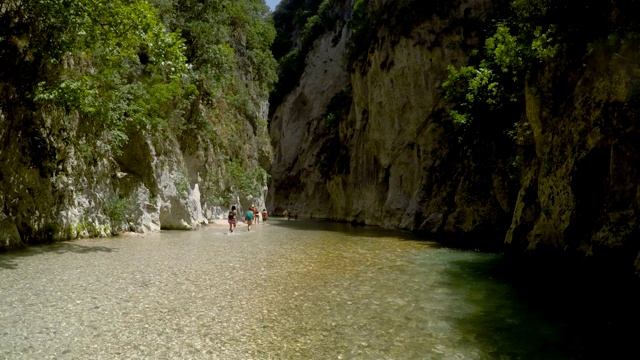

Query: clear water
left=0, top=218, right=637, bottom=359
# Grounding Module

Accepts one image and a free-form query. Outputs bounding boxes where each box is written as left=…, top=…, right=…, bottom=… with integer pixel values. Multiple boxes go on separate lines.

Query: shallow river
left=1, top=218, right=638, bottom=359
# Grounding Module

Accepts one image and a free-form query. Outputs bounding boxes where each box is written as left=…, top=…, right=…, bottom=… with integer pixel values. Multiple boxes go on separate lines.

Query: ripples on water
left=1, top=218, right=639, bottom=359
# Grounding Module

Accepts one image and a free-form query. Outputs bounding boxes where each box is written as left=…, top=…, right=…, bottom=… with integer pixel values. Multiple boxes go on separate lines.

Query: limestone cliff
left=270, top=0, right=501, bottom=231
left=269, top=22, right=351, bottom=216
left=269, top=0, right=640, bottom=271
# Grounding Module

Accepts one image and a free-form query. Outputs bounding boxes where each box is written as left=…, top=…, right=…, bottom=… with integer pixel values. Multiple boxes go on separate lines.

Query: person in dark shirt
left=227, top=205, right=237, bottom=233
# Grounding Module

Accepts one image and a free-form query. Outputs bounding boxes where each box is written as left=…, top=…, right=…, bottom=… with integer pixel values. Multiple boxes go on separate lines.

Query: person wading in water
left=245, top=207, right=254, bottom=231
left=228, top=205, right=237, bottom=234
left=252, top=206, right=259, bottom=224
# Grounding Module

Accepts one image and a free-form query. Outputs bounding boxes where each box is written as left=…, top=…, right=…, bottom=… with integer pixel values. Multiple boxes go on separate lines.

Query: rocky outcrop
left=117, top=132, right=206, bottom=231
left=0, top=117, right=206, bottom=251
left=0, top=105, right=277, bottom=251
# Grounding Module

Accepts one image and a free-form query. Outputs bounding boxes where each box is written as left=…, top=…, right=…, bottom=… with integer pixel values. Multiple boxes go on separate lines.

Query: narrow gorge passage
left=2, top=219, right=634, bottom=359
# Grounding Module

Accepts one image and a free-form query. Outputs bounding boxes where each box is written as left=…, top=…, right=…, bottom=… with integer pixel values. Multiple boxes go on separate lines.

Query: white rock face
left=120, top=134, right=205, bottom=231
left=190, top=183, right=206, bottom=224
left=0, top=126, right=210, bottom=251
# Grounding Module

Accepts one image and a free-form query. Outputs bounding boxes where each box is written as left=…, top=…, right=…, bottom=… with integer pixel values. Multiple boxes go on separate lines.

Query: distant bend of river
left=1, top=218, right=639, bottom=359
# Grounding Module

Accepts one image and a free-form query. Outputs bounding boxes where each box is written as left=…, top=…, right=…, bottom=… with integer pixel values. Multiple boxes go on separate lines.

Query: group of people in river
left=226, top=206, right=301, bottom=233
left=227, top=205, right=268, bottom=233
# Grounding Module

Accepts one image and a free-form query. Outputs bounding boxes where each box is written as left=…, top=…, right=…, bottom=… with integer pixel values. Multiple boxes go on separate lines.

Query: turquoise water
left=1, top=218, right=637, bottom=359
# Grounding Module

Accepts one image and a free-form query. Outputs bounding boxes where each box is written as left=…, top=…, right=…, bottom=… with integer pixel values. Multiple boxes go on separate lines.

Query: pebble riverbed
left=1, top=219, right=584, bottom=359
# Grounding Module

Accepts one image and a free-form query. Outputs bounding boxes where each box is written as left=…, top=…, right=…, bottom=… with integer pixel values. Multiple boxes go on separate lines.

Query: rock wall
left=506, top=39, right=640, bottom=267
left=340, top=0, right=501, bottom=233
left=270, top=0, right=501, bottom=232
left=116, top=131, right=206, bottom=232
left=269, top=22, right=352, bottom=215
left=269, top=0, right=640, bottom=271
left=0, top=116, right=205, bottom=251
left=0, top=0, right=276, bottom=251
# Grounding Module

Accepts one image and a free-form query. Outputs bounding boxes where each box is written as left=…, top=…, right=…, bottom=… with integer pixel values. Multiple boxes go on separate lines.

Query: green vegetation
left=226, top=160, right=267, bottom=198
left=30, top=0, right=188, bottom=151
left=345, top=0, right=372, bottom=68
left=1, top=0, right=274, bottom=157
left=0, top=0, right=191, bottom=184
left=439, top=0, right=563, bottom=152
left=322, top=85, right=352, bottom=131
left=441, top=0, right=640, bottom=154
left=34, top=223, right=60, bottom=243
left=152, top=0, right=277, bottom=119
left=105, top=196, right=137, bottom=226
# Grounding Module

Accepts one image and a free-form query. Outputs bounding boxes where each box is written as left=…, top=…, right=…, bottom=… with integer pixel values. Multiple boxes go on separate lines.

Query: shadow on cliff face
left=445, top=254, right=640, bottom=359
left=0, top=242, right=115, bottom=270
